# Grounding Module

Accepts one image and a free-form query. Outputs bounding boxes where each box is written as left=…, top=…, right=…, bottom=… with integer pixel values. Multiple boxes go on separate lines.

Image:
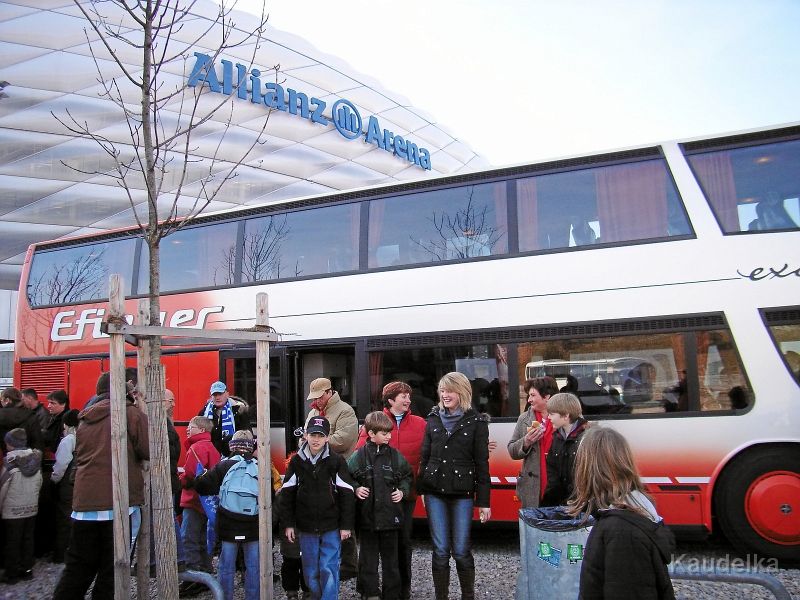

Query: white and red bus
left=15, top=124, right=800, bottom=561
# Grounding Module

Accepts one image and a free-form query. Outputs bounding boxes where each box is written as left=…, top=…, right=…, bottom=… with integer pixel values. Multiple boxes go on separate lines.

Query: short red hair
left=382, top=381, right=412, bottom=403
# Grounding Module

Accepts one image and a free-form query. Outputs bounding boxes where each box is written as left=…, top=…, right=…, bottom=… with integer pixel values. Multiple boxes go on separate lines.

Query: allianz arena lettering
left=188, top=52, right=432, bottom=170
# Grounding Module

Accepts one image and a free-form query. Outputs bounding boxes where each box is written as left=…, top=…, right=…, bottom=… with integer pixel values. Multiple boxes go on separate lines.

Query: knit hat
left=63, top=409, right=80, bottom=428
left=4, top=428, right=27, bottom=450
left=228, top=437, right=255, bottom=456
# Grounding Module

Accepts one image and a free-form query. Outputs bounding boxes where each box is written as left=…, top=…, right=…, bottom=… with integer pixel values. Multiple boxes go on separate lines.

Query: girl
left=569, top=427, right=675, bottom=600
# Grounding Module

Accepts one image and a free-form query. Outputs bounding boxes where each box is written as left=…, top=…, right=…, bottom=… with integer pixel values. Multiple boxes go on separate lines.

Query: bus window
left=369, top=344, right=510, bottom=419
left=686, top=138, right=800, bottom=234
left=26, top=238, right=137, bottom=307
left=763, top=310, right=800, bottom=386
left=242, top=203, right=359, bottom=282
left=519, top=330, right=750, bottom=416
left=368, top=182, right=508, bottom=268
left=517, top=158, right=689, bottom=252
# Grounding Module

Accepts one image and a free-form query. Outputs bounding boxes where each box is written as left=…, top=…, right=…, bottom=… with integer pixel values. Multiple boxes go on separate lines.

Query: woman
left=568, top=427, right=675, bottom=599
left=50, top=409, right=79, bottom=563
left=418, top=372, right=490, bottom=600
left=507, top=377, right=558, bottom=507
left=355, top=381, right=426, bottom=600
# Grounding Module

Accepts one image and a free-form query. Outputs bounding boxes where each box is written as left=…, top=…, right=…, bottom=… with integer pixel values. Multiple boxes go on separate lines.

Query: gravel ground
left=0, top=528, right=797, bottom=599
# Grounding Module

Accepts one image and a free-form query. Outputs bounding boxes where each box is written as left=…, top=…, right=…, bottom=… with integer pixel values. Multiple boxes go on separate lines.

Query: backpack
left=219, top=455, right=259, bottom=516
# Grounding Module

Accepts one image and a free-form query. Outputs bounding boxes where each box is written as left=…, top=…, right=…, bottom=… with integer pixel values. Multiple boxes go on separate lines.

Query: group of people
left=0, top=368, right=675, bottom=600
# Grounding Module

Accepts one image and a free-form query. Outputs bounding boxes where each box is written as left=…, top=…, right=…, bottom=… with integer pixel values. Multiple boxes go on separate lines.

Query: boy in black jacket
left=278, top=416, right=355, bottom=600
left=541, top=392, right=589, bottom=507
left=348, top=411, right=412, bottom=600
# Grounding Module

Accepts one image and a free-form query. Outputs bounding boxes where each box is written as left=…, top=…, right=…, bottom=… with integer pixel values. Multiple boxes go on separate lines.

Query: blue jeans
left=219, top=540, right=259, bottom=600
left=425, top=494, right=475, bottom=571
left=298, top=530, right=341, bottom=600
left=181, top=508, right=211, bottom=571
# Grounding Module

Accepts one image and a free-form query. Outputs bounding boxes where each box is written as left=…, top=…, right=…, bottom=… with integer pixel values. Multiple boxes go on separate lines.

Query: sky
left=236, top=0, right=800, bottom=167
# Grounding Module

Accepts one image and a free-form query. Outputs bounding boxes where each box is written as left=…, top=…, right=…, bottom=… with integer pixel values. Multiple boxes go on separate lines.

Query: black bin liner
left=519, top=506, right=595, bottom=531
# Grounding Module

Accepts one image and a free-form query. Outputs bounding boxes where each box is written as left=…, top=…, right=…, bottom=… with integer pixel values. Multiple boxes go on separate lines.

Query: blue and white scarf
left=202, top=399, right=235, bottom=440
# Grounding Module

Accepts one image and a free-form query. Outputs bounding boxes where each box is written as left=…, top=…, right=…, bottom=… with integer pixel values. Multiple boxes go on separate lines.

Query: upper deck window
left=516, top=158, right=689, bottom=251
left=687, top=138, right=800, bottom=234
left=242, top=203, right=359, bottom=282
left=368, top=182, right=508, bottom=268
left=27, top=238, right=137, bottom=307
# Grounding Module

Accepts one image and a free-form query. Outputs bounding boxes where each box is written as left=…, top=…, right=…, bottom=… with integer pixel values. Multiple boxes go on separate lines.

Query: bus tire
left=714, top=446, right=800, bottom=566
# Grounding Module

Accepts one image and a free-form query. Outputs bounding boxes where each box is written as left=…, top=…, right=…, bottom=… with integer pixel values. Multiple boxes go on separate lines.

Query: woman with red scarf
left=507, top=377, right=558, bottom=508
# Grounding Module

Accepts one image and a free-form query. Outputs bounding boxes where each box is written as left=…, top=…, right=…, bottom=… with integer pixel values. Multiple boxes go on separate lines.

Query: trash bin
left=515, top=506, right=594, bottom=600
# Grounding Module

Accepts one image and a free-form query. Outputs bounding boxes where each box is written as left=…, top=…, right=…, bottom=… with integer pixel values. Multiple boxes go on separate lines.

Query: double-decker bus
left=15, top=124, right=800, bottom=561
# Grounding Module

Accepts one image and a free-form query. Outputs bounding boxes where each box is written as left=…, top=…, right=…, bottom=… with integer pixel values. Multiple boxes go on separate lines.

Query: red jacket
left=356, top=408, right=426, bottom=500
left=180, top=431, right=221, bottom=515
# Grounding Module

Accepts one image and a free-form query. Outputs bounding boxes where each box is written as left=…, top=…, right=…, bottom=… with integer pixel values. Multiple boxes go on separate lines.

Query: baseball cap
left=305, top=416, right=330, bottom=436
left=210, top=381, right=227, bottom=395
left=307, top=378, right=332, bottom=400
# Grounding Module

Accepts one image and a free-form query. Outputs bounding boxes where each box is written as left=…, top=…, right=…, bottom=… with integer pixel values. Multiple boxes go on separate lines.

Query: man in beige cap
left=305, top=378, right=358, bottom=459
left=304, top=377, right=360, bottom=581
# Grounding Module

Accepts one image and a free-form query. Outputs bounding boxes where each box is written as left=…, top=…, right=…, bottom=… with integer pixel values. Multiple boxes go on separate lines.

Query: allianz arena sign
left=189, top=52, right=432, bottom=170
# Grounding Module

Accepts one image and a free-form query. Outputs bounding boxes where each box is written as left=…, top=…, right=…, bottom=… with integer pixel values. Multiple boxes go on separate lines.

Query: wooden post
left=147, top=361, right=178, bottom=598
left=108, top=274, right=131, bottom=599
left=256, top=293, right=273, bottom=600
left=135, top=299, right=152, bottom=599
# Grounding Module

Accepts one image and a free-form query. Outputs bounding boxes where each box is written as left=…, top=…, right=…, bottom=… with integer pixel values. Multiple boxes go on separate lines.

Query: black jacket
left=43, top=410, right=66, bottom=454
left=417, top=407, right=491, bottom=507
left=167, top=420, right=181, bottom=497
left=278, top=443, right=355, bottom=535
left=541, top=418, right=589, bottom=507
left=0, top=407, right=44, bottom=454
left=197, top=400, right=250, bottom=457
left=579, top=509, right=676, bottom=600
left=347, top=441, right=412, bottom=531
left=194, top=455, right=259, bottom=542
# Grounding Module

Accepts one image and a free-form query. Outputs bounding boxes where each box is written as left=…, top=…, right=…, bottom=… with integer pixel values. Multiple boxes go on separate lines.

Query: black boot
left=432, top=566, right=450, bottom=600
left=457, top=567, right=475, bottom=600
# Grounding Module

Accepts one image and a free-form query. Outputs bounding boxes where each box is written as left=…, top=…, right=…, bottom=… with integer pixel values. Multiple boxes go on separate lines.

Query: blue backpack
left=219, top=455, right=259, bottom=516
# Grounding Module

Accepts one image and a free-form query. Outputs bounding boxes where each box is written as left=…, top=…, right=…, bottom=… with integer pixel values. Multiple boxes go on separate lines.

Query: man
left=304, top=377, right=359, bottom=580
left=21, top=389, right=49, bottom=431
left=52, top=372, right=150, bottom=599
left=0, top=388, right=44, bottom=454
left=304, top=378, right=357, bottom=459
left=197, top=381, right=249, bottom=456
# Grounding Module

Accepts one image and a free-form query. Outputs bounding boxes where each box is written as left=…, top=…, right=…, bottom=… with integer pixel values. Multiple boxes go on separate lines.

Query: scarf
left=203, top=399, right=235, bottom=440
left=310, top=399, right=326, bottom=416
left=439, top=407, right=463, bottom=434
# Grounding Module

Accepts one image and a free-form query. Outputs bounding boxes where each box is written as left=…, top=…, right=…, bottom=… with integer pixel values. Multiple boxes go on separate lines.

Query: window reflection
left=27, top=238, right=136, bottom=307
left=765, top=321, right=800, bottom=386
left=242, top=204, right=359, bottom=282
left=517, top=330, right=749, bottom=415
left=368, top=183, right=507, bottom=268
left=517, top=159, right=690, bottom=252
left=687, top=139, right=800, bottom=234
left=369, top=344, right=510, bottom=418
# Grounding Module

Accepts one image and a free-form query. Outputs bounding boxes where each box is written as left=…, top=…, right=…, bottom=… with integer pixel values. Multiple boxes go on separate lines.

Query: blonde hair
left=547, top=393, right=583, bottom=422
left=437, top=372, right=472, bottom=412
left=189, top=416, right=213, bottom=432
left=568, top=427, right=653, bottom=520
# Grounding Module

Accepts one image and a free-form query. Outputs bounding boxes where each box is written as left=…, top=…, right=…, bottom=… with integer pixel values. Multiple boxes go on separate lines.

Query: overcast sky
left=236, top=0, right=800, bottom=167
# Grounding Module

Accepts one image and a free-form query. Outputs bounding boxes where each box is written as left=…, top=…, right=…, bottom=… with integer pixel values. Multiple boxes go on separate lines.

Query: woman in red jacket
left=356, top=381, right=426, bottom=600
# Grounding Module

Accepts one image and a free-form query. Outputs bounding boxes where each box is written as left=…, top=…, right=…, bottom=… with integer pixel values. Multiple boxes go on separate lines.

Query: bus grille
left=20, top=361, right=67, bottom=398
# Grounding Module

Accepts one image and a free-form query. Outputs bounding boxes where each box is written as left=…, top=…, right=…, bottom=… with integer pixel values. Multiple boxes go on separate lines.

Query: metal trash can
left=516, top=507, right=594, bottom=600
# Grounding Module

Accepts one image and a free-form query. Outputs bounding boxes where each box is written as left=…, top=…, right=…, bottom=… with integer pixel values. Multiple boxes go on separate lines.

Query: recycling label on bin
left=537, top=541, right=562, bottom=568
left=567, top=543, right=584, bottom=564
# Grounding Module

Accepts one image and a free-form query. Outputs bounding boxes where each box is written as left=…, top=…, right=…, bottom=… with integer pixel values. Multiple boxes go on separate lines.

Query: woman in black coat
left=417, top=372, right=490, bottom=600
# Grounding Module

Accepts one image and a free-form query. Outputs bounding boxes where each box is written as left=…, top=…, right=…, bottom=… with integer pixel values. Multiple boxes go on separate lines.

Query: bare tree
left=27, top=248, right=109, bottom=306
left=51, top=0, right=274, bottom=594
left=412, top=187, right=504, bottom=260
left=215, top=213, right=290, bottom=284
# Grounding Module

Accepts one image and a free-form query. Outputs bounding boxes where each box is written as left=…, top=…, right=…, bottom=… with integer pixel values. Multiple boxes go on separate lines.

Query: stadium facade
left=0, top=0, right=487, bottom=340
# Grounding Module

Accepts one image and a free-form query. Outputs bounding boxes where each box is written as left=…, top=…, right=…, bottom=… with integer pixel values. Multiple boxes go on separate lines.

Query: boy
left=193, top=430, right=264, bottom=600
left=278, top=416, right=355, bottom=600
left=179, top=415, right=220, bottom=581
left=0, top=428, right=43, bottom=584
left=348, top=411, right=412, bottom=600
left=541, top=392, right=589, bottom=507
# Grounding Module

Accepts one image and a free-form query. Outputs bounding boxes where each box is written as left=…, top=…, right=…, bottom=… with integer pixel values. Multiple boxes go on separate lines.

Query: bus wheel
left=715, top=447, right=800, bottom=565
